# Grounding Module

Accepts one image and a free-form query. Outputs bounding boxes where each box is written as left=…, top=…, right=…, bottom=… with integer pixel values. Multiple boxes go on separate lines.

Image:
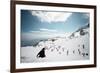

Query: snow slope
left=21, top=25, right=90, bottom=63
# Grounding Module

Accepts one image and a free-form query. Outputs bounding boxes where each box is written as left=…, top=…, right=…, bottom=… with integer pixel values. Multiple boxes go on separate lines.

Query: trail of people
left=21, top=32, right=89, bottom=63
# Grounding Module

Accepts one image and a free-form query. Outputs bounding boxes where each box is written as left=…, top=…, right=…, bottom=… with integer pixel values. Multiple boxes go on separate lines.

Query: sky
left=21, top=10, right=89, bottom=40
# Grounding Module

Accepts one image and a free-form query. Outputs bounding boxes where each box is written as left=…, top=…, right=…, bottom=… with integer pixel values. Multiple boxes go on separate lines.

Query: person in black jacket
left=37, top=47, right=46, bottom=58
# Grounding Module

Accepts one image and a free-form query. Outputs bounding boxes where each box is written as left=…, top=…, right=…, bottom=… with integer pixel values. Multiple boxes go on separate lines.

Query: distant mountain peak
left=69, top=23, right=89, bottom=39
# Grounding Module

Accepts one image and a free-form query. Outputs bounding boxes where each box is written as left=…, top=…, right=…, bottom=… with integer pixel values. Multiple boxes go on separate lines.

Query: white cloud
left=31, top=11, right=72, bottom=23
left=40, top=28, right=57, bottom=32
left=29, top=28, right=57, bottom=34
left=30, top=30, right=40, bottom=33
left=22, top=28, right=66, bottom=40
left=22, top=31, right=67, bottom=41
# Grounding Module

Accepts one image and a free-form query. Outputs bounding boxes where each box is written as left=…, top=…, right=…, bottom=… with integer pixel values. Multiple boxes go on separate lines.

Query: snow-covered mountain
left=21, top=24, right=90, bottom=63
left=69, top=24, right=89, bottom=39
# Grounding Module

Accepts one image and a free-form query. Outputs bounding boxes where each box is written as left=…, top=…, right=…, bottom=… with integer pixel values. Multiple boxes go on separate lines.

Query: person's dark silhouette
left=82, top=53, right=85, bottom=57
left=82, top=44, right=85, bottom=49
left=78, top=49, right=81, bottom=55
left=66, top=50, right=69, bottom=55
left=37, top=48, right=46, bottom=58
left=73, top=50, right=75, bottom=54
left=86, top=53, right=88, bottom=56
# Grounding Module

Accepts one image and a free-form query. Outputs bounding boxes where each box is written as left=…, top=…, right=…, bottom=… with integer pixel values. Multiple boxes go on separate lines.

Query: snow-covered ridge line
left=68, top=23, right=89, bottom=39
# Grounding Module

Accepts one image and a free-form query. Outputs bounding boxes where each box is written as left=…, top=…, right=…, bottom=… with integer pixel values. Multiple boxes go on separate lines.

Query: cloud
left=22, top=28, right=67, bottom=41
left=22, top=31, right=66, bottom=41
left=31, top=11, right=72, bottom=23
left=30, top=30, right=41, bottom=33
left=40, top=28, right=57, bottom=32
left=29, top=28, right=57, bottom=34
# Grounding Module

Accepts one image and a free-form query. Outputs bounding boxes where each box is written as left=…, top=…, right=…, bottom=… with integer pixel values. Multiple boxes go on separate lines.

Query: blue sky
left=21, top=10, right=89, bottom=40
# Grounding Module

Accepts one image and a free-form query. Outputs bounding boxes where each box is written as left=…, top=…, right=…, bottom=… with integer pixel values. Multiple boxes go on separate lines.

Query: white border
left=16, top=4, right=94, bottom=69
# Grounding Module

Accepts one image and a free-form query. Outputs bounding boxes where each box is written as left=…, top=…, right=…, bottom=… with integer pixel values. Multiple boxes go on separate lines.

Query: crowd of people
left=36, top=42, right=89, bottom=58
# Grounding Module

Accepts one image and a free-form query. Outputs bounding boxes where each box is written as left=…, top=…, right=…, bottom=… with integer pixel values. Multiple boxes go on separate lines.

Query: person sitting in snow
left=36, top=47, right=46, bottom=58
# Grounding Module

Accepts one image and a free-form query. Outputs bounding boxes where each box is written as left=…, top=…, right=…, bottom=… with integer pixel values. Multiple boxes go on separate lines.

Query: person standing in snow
left=66, top=50, right=69, bottom=55
left=78, top=49, right=81, bottom=55
left=36, top=47, right=46, bottom=58
left=82, top=44, right=85, bottom=49
left=73, top=50, right=75, bottom=54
